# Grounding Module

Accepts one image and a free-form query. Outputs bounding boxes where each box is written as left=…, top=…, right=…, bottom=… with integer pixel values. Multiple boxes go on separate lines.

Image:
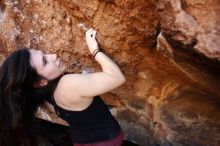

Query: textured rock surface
left=0, top=0, right=220, bottom=146
left=157, top=0, right=220, bottom=61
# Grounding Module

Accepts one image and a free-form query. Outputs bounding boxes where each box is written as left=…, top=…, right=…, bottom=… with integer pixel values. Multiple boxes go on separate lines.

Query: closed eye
left=43, top=56, right=48, bottom=65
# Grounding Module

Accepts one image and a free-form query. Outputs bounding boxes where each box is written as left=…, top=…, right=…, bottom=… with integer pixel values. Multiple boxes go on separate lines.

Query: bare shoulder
left=53, top=74, right=94, bottom=111
left=54, top=74, right=82, bottom=103
left=59, top=73, right=86, bottom=87
left=57, top=74, right=82, bottom=89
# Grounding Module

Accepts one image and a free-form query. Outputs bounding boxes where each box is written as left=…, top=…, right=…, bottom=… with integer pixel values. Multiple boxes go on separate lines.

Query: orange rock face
left=0, top=0, right=220, bottom=146
left=157, top=0, right=220, bottom=60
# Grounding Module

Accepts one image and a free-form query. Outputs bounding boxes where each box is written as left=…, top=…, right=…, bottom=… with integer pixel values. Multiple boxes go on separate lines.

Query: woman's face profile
left=29, top=49, right=65, bottom=80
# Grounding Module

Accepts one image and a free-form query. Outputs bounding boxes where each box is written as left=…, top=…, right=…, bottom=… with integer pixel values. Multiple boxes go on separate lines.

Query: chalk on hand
left=78, top=23, right=89, bottom=31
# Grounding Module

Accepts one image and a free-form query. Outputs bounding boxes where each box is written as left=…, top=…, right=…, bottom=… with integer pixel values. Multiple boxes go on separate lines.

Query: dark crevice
left=98, top=0, right=116, bottom=6
left=0, top=0, right=5, bottom=13
left=162, top=33, right=220, bottom=76
left=163, top=32, right=197, bottom=51
left=180, top=0, right=187, bottom=11
left=152, top=24, right=161, bottom=49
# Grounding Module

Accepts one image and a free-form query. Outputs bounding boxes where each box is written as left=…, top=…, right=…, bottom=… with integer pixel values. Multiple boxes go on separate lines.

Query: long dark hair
left=0, top=49, right=47, bottom=146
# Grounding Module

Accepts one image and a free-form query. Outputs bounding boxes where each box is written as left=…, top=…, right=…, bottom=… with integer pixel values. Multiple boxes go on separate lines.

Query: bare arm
left=58, top=29, right=125, bottom=98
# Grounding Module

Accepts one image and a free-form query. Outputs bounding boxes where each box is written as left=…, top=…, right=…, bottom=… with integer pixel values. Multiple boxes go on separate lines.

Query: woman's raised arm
left=58, top=29, right=125, bottom=98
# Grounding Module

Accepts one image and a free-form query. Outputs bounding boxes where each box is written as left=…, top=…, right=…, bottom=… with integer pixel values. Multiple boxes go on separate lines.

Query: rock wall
left=0, top=0, right=220, bottom=146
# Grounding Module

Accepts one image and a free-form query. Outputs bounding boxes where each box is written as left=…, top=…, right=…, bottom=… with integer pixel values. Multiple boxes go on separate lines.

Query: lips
left=56, top=58, right=65, bottom=69
left=59, top=60, right=63, bottom=67
left=56, top=58, right=61, bottom=67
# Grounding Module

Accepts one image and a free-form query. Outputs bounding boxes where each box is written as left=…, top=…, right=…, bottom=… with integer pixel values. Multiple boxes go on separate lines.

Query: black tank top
left=49, top=95, right=121, bottom=144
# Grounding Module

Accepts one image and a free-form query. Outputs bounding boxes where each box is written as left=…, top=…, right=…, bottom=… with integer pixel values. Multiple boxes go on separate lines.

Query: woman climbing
left=0, top=28, right=125, bottom=146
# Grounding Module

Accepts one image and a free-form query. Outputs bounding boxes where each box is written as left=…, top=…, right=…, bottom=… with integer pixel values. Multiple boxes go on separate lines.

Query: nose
left=48, top=53, right=57, bottom=61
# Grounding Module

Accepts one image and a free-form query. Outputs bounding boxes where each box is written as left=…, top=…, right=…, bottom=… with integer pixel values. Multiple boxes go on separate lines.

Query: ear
left=34, top=79, right=48, bottom=88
